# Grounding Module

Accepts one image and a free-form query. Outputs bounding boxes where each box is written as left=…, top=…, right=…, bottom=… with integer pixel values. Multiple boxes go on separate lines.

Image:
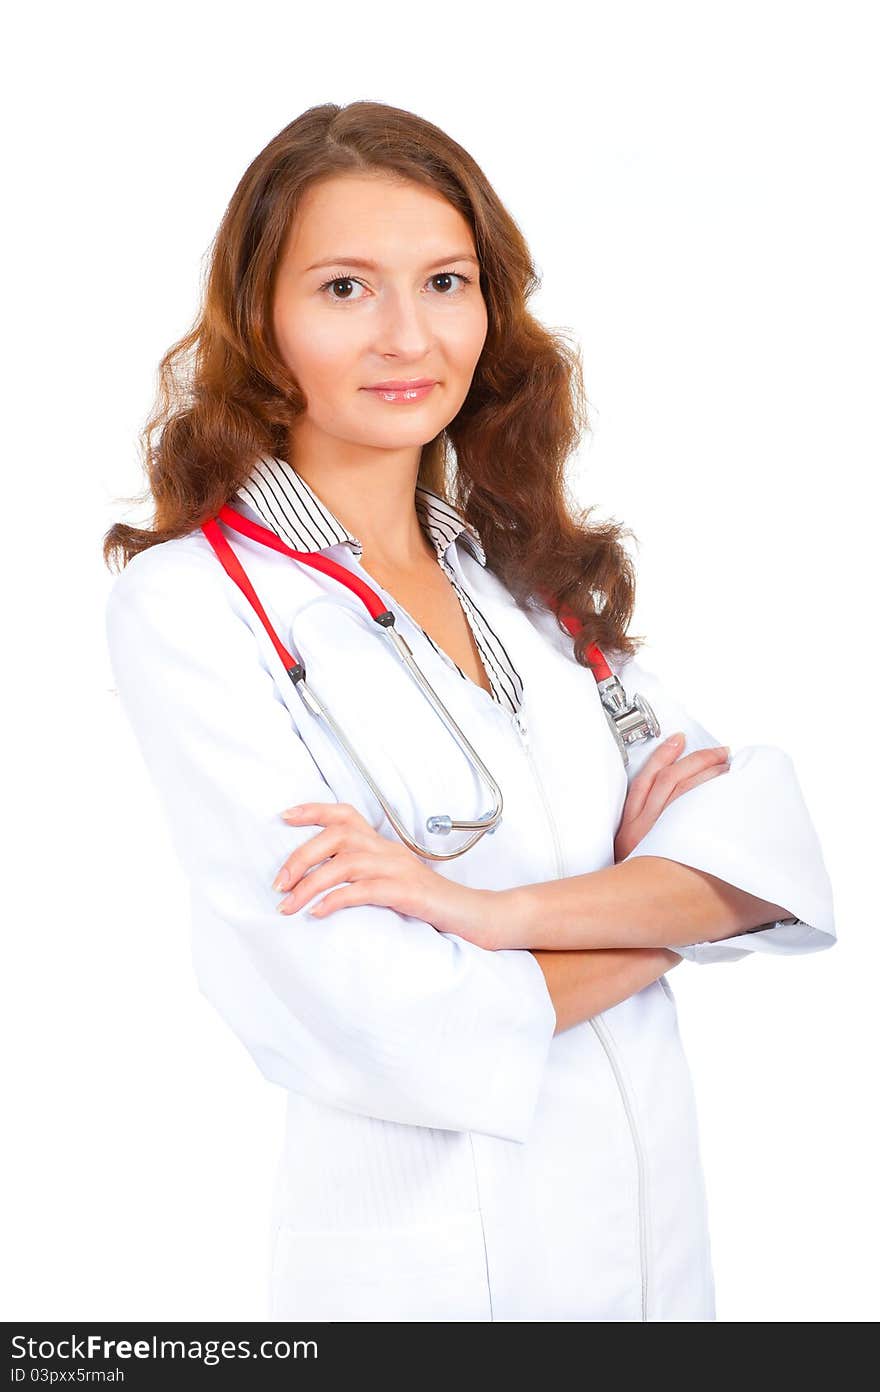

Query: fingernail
left=273, top=871, right=291, bottom=892
left=666, top=732, right=684, bottom=746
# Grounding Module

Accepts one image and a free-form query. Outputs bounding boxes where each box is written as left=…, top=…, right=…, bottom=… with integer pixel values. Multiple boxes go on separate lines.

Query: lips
left=361, top=380, right=438, bottom=403
left=364, top=379, right=437, bottom=390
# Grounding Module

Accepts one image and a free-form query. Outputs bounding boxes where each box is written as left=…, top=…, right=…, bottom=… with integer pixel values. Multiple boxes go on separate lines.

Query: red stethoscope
left=201, top=504, right=659, bottom=860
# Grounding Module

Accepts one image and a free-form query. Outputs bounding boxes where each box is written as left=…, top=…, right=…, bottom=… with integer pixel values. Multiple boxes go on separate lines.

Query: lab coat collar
left=235, top=454, right=488, bottom=568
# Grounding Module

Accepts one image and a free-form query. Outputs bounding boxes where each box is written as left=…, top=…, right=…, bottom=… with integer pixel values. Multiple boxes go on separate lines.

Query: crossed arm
left=277, top=812, right=796, bottom=1036
left=514, top=856, right=795, bottom=1034
left=276, top=739, right=797, bottom=1037
left=505, top=853, right=795, bottom=955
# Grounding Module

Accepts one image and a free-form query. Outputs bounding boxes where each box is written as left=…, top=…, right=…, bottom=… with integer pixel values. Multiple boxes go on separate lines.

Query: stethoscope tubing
left=200, top=505, right=659, bottom=859
left=201, top=506, right=504, bottom=859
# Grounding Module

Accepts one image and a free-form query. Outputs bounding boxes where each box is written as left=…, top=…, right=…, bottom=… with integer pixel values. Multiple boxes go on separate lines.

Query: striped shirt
left=235, top=454, right=524, bottom=717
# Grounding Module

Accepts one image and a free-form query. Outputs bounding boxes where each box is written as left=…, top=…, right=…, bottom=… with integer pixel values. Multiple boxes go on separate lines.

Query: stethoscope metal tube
left=202, top=507, right=503, bottom=861
left=293, top=621, right=504, bottom=859
left=200, top=505, right=661, bottom=860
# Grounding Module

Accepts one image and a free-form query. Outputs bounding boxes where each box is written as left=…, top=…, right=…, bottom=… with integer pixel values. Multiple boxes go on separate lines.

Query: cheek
left=438, top=305, right=488, bottom=400
left=445, top=301, right=489, bottom=370
left=274, top=302, right=361, bottom=388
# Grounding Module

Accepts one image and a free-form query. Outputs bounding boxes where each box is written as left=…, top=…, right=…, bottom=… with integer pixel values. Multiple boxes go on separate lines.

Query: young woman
left=104, top=100, right=835, bottom=1322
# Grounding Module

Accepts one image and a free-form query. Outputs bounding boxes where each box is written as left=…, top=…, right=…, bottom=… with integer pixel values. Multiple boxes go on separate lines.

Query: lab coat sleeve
left=105, top=541, right=557, bottom=1143
left=610, top=650, right=836, bottom=964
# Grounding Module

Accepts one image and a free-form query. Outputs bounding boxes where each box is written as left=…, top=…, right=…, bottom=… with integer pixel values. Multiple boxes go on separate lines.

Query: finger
left=273, top=824, right=341, bottom=892
left=308, top=877, right=407, bottom=919
left=665, top=762, right=731, bottom=804
left=280, top=801, right=371, bottom=831
left=622, top=734, right=688, bottom=821
left=274, top=824, right=375, bottom=894
left=276, top=850, right=377, bottom=914
left=669, top=745, right=729, bottom=777
left=638, top=745, right=729, bottom=824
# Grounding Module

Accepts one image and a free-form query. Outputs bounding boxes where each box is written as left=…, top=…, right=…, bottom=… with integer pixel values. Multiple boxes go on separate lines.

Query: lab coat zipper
left=510, top=707, right=650, bottom=1323
left=511, top=710, right=564, bottom=873
left=588, top=1016, right=650, bottom=1321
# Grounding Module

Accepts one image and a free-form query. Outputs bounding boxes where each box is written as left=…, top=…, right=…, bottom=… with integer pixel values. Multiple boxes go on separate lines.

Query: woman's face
left=271, top=173, right=488, bottom=451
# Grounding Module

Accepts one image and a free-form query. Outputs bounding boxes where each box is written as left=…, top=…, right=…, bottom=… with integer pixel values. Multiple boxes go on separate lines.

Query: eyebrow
left=303, top=252, right=480, bottom=273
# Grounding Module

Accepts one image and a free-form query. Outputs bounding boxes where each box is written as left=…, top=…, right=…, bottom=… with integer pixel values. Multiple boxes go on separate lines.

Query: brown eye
left=430, top=272, right=471, bottom=294
left=317, top=270, right=472, bottom=303
left=318, top=276, right=366, bottom=302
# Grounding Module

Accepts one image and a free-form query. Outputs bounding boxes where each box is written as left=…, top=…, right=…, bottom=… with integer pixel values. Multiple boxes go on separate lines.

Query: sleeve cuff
left=662, top=915, right=832, bottom=964
left=622, top=745, right=837, bottom=965
left=454, top=943, right=557, bottom=1142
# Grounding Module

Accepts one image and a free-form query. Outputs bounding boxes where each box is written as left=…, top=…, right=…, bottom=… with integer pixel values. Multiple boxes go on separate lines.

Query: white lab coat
left=105, top=517, right=836, bottom=1322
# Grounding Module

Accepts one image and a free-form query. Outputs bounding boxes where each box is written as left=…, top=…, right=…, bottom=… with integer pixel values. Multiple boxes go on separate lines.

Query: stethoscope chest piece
left=545, top=595, right=663, bottom=771
left=596, top=674, right=661, bottom=769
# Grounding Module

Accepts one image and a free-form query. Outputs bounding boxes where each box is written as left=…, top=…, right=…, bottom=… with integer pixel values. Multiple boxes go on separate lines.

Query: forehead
left=282, top=173, right=476, bottom=268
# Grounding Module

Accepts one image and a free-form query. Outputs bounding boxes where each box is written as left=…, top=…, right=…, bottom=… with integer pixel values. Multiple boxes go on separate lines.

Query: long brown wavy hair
left=103, top=100, right=644, bottom=667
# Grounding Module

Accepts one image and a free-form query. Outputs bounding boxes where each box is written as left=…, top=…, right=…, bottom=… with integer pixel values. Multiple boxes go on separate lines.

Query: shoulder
left=107, top=530, right=221, bottom=607
left=104, top=526, right=321, bottom=665
left=106, top=526, right=294, bottom=622
left=104, top=530, right=251, bottom=661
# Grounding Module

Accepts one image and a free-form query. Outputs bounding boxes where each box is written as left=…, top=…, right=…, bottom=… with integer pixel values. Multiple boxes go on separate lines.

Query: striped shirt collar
left=235, top=455, right=487, bottom=568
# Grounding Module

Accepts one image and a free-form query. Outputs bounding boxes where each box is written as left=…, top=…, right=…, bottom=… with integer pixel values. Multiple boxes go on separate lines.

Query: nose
left=372, top=283, right=434, bottom=358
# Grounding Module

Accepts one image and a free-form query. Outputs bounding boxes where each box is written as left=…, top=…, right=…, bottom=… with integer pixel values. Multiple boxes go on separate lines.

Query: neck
left=284, top=427, right=434, bottom=571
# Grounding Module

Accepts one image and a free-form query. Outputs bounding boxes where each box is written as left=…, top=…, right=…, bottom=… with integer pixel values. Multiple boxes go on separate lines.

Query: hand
left=273, top=801, right=502, bottom=949
left=614, top=735, right=731, bottom=863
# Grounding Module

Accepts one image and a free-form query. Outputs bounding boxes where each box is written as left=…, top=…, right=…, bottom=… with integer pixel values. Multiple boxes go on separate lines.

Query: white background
left=3, top=0, right=877, bottom=1323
